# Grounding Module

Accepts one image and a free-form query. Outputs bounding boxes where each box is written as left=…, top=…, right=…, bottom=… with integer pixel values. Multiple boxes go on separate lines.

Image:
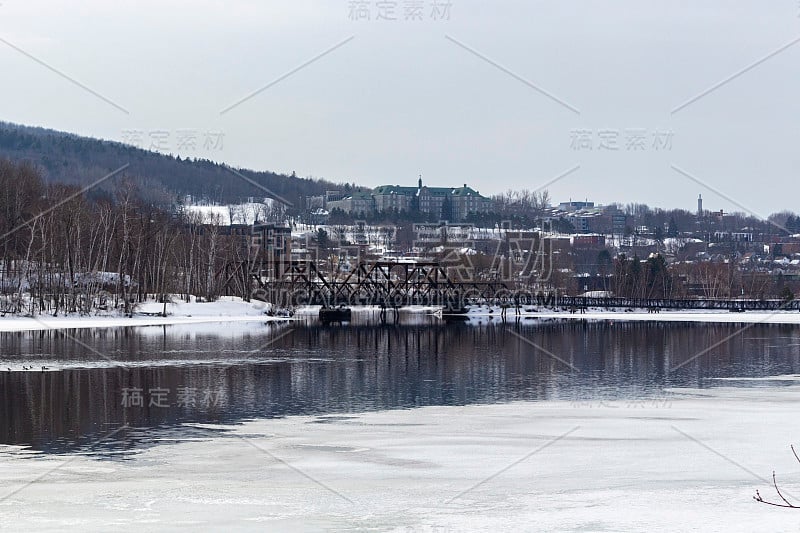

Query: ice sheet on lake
left=2, top=385, right=800, bottom=530
left=713, top=374, right=800, bottom=381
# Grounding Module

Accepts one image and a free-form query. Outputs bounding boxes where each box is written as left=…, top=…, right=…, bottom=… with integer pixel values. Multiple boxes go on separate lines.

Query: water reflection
left=1, top=316, right=799, bottom=454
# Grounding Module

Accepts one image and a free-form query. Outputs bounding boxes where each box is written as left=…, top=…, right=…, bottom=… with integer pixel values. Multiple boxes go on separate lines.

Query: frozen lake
left=1, top=317, right=800, bottom=530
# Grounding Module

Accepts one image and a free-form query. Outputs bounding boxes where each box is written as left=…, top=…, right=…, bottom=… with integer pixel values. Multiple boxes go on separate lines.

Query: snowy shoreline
left=3, top=304, right=800, bottom=332
left=0, top=297, right=291, bottom=333
left=463, top=308, right=800, bottom=325
left=0, top=314, right=290, bottom=333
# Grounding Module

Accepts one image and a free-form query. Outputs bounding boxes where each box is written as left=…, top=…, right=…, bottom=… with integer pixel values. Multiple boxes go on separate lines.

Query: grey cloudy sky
left=1, top=1, right=798, bottom=215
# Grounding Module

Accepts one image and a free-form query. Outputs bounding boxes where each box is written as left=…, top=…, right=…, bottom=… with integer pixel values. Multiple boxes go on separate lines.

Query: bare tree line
left=491, top=189, right=551, bottom=217
left=0, top=160, right=257, bottom=316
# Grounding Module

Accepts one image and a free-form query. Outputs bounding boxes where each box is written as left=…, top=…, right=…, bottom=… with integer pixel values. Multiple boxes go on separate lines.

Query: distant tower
left=697, top=194, right=703, bottom=216
left=418, top=175, right=423, bottom=189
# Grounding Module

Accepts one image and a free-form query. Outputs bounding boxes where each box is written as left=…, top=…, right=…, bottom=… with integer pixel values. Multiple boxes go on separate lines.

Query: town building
left=558, top=200, right=595, bottom=212
left=373, top=185, right=416, bottom=213
left=448, top=184, right=492, bottom=221
left=251, top=223, right=293, bottom=279
left=324, top=177, right=492, bottom=222
left=252, top=223, right=292, bottom=262
left=327, top=191, right=376, bottom=217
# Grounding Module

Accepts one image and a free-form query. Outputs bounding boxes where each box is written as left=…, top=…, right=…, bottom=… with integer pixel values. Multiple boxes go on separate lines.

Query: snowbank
left=0, top=296, right=290, bottom=333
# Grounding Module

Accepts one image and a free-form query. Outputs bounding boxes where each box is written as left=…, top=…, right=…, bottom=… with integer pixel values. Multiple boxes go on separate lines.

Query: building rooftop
left=349, top=191, right=374, bottom=200
left=373, top=185, right=419, bottom=195
left=450, top=185, right=482, bottom=197
left=374, top=183, right=487, bottom=199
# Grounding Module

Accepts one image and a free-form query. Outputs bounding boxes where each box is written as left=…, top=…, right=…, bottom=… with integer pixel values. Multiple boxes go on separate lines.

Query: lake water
left=2, top=315, right=799, bottom=456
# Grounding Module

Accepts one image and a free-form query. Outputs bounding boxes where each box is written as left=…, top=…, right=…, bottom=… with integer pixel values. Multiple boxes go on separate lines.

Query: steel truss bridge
left=254, top=260, right=509, bottom=309
left=556, top=296, right=800, bottom=312
left=235, top=259, right=800, bottom=312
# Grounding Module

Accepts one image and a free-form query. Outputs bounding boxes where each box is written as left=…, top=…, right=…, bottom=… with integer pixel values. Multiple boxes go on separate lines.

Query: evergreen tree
left=597, top=249, right=613, bottom=291
left=667, top=216, right=678, bottom=238
left=316, top=228, right=329, bottom=250
left=780, top=285, right=795, bottom=303
left=440, top=195, right=452, bottom=221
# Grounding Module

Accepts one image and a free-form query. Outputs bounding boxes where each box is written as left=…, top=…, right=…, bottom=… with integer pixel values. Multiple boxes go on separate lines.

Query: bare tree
left=754, top=445, right=800, bottom=508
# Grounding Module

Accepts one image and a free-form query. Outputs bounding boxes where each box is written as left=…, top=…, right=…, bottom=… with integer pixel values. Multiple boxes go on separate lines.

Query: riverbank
left=0, top=297, right=290, bottom=333
left=296, top=304, right=800, bottom=325
left=463, top=307, right=800, bottom=325
left=3, top=301, right=800, bottom=333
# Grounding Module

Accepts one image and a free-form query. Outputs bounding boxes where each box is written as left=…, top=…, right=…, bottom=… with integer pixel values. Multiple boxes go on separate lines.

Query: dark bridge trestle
left=247, top=259, right=800, bottom=312
left=261, top=260, right=509, bottom=308
left=555, top=296, right=800, bottom=312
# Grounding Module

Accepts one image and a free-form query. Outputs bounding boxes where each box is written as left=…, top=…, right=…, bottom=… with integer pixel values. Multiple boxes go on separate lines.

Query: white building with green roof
left=326, top=178, right=492, bottom=221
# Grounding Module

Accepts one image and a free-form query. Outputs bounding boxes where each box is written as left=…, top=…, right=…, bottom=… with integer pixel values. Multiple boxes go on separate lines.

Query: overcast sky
left=1, top=1, right=798, bottom=215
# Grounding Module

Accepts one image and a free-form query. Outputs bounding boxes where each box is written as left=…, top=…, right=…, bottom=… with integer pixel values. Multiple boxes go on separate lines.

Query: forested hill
left=0, top=121, right=349, bottom=208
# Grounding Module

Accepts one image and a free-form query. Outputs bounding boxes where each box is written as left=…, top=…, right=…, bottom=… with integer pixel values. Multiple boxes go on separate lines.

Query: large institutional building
left=327, top=178, right=492, bottom=221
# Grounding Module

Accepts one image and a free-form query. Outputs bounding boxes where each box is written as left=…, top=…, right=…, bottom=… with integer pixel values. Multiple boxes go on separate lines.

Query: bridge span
left=233, top=259, right=800, bottom=313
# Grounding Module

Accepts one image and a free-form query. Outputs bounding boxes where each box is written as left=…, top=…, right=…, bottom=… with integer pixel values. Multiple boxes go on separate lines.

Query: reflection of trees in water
left=1, top=321, right=800, bottom=452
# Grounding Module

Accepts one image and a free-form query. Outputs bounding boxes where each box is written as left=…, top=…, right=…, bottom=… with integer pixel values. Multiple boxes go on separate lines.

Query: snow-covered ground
left=295, top=304, right=800, bottom=326
left=184, top=201, right=274, bottom=225
left=5, top=301, right=800, bottom=333
left=462, top=307, right=800, bottom=325
left=0, top=297, right=290, bottom=333
left=1, top=385, right=799, bottom=531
